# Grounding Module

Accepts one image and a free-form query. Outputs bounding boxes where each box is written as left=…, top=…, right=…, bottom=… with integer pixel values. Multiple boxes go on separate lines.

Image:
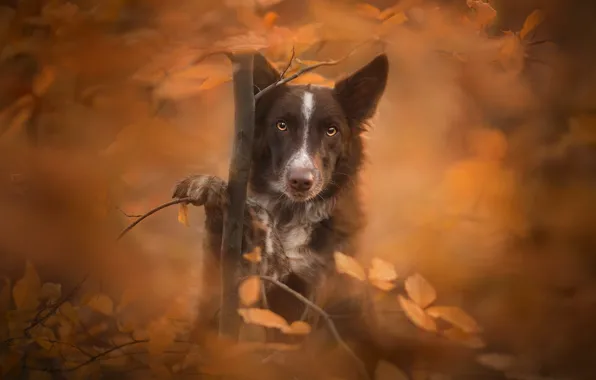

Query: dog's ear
left=253, top=53, right=280, bottom=95
left=334, top=54, right=389, bottom=122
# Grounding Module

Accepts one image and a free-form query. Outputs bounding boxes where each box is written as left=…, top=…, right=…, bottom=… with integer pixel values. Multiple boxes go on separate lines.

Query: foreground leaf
left=238, top=308, right=289, bottom=331
left=239, top=276, right=261, bottom=306
left=86, top=294, right=114, bottom=316
left=282, top=320, right=312, bottom=335
left=334, top=252, right=366, bottom=281
left=12, top=260, right=42, bottom=311
left=443, top=327, right=485, bottom=349
left=243, top=247, right=262, bottom=263
left=404, top=273, right=436, bottom=309
left=519, top=9, right=545, bottom=40
left=178, top=203, right=190, bottom=227
left=426, top=306, right=481, bottom=333
left=398, top=295, right=437, bottom=332
left=368, top=257, right=397, bottom=288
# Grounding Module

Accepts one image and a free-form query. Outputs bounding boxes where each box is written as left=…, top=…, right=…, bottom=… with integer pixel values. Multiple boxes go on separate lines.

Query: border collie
left=172, top=52, right=388, bottom=375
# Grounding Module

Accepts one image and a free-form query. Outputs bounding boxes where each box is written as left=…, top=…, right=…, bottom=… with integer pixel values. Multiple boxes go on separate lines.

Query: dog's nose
left=288, top=167, right=314, bottom=191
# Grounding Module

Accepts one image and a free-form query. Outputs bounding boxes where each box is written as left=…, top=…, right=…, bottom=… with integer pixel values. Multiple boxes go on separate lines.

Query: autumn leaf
left=238, top=308, right=290, bottom=331
left=368, top=258, right=397, bottom=282
left=476, top=353, right=516, bottom=371
left=426, top=306, right=481, bottom=334
left=86, top=294, right=114, bottom=316
left=467, top=0, right=497, bottom=28
left=215, top=31, right=270, bottom=54
left=59, top=302, right=79, bottom=323
left=282, top=320, right=312, bottom=335
left=178, top=203, right=190, bottom=227
left=519, top=9, right=545, bottom=40
left=443, top=327, right=485, bottom=349
left=39, top=282, right=62, bottom=302
left=355, top=3, right=382, bottom=19
left=397, top=295, right=437, bottom=333
left=32, top=66, right=56, bottom=97
left=243, top=246, right=262, bottom=263
left=12, top=260, right=42, bottom=311
left=404, top=273, right=436, bottom=308
left=262, top=11, right=279, bottom=29
left=334, top=252, right=366, bottom=281
left=32, top=325, right=57, bottom=350
left=239, top=276, right=261, bottom=306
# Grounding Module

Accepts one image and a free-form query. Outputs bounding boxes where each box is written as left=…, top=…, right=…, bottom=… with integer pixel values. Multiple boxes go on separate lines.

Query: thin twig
left=116, top=207, right=142, bottom=218
left=279, top=47, right=296, bottom=79
left=259, top=276, right=371, bottom=380
left=117, top=198, right=191, bottom=240
left=255, top=40, right=375, bottom=101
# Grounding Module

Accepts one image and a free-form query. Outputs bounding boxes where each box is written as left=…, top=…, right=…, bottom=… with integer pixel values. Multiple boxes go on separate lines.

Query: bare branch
left=117, top=197, right=191, bottom=240
left=279, top=47, right=296, bottom=79
left=255, top=40, right=375, bottom=101
left=259, top=276, right=371, bottom=380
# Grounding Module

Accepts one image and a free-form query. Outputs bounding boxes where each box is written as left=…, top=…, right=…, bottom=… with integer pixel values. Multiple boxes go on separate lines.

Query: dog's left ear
left=334, top=54, right=389, bottom=122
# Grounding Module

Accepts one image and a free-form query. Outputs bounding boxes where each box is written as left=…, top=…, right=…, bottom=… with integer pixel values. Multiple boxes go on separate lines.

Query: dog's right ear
left=253, top=53, right=280, bottom=95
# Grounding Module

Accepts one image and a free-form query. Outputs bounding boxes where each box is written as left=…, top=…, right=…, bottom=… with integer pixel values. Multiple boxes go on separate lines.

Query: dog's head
left=251, top=53, right=389, bottom=202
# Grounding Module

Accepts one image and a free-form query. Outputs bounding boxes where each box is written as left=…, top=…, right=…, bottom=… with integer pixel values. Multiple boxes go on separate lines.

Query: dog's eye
left=326, top=126, right=338, bottom=137
left=276, top=120, right=288, bottom=131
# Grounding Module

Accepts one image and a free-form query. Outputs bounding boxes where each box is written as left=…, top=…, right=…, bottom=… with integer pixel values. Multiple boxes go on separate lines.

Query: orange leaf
left=404, top=273, right=436, bottom=308
left=467, top=0, right=497, bottom=28
left=243, top=247, right=262, bottom=263
left=398, top=295, right=437, bottom=332
left=239, top=276, right=261, bottom=306
left=262, top=11, right=278, bottom=29
left=443, top=327, right=485, bottom=349
left=334, top=252, right=366, bottom=281
left=519, top=9, right=544, bottom=40
left=238, top=308, right=289, bottom=331
left=215, top=32, right=269, bottom=54
left=282, top=320, right=312, bottom=335
left=369, top=280, right=395, bottom=291
left=178, top=204, right=189, bottom=227
left=426, top=306, right=481, bottom=334
left=476, top=353, right=515, bottom=371
left=355, top=3, right=381, bottom=19
left=368, top=258, right=397, bottom=282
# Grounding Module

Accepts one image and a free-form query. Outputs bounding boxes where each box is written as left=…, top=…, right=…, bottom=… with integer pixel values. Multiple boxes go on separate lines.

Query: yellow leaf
left=368, top=258, right=397, bottom=282
left=369, top=280, right=396, bottom=291
left=467, top=0, right=497, bottom=28
left=237, top=308, right=290, bottom=331
left=239, top=276, right=261, bottom=306
left=39, top=282, right=62, bottom=302
left=404, top=273, right=436, bottom=308
left=397, top=295, right=437, bottom=333
left=178, top=203, right=189, bottom=227
left=426, top=306, right=481, bottom=334
left=243, top=246, right=262, bottom=263
left=262, top=11, right=278, bottom=29
left=355, top=3, right=381, bottom=19
left=86, top=294, right=114, bottom=316
left=519, top=9, right=544, bottom=40
left=32, top=66, right=55, bottom=97
left=59, top=302, right=79, bottom=323
left=476, top=353, right=515, bottom=371
left=32, top=325, right=57, bottom=351
left=282, top=320, right=312, bottom=335
left=12, top=260, right=42, bottom=311
left=443, top=327, right=485, bottom=349
left=334, top=252, right=366, bottom=281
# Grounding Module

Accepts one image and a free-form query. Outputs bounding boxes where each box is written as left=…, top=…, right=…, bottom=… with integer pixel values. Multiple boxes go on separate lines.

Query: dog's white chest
left=279, top=224, right=314, bottom=274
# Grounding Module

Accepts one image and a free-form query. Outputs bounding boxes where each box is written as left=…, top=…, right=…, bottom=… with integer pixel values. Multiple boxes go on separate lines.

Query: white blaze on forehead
left=288, top=90, right=316, bottom=169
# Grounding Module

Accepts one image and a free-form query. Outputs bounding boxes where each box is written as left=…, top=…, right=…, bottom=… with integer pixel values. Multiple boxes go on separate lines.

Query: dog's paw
left=173, top=175, right=228, bottom=208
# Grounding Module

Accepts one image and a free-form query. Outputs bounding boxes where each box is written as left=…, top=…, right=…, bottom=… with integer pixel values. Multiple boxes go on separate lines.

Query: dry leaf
left=86, top=294, right=114, bottom=316
left=443, top=327, right=485, bottom=349
left=59, top=302, right=79, bottom=323
left=426, top=306, right=481, bottom=334
left=32, top=66, right=56, bottom=96
left=404, top=273, right=436, bottom=308
left=282, top=320, right=312, bottom=335
left=334, top=252, right=366, bottom=281
left=476, top=353, right=515, bottom=371
left=12, top=260, right=42, bottom=311
left=239, top=276, right=261, bottom=306
left=467, top=0, right=496, bottom=28
left=39, top=282, right=62, bottom=302
left=262, top=11, right=278, bottom=29
left=178, top=203, right=190, bottom=227
left=397, top=295, right=437, bottom=333
left=368, top=258, right=397, bottom=282
left=369, top=280, right=396, bottom=291
left=519, top=9, right=544, bottom=40
left=238, top=308, right=289, bottom=331
left=243, top=246, right=262, bottom=263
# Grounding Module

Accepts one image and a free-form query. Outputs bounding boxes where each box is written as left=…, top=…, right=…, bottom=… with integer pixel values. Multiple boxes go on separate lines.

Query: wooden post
left=218, top=53, right=255, bottom=339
